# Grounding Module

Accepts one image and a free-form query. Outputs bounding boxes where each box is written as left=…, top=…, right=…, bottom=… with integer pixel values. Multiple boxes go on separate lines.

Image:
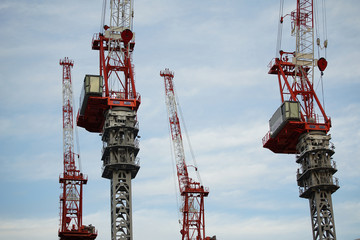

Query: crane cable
left=321, top=0, right=327, bottom=111
left=75, top=120, right=82, bottom=173
left=315, top=0, right=328, bottom=55
left=276, top=0, right=285, bottom=57
left=314, top=0, right=328, bottom=111
left=101, top=0, right=107, bottom=34
left=72, top=76, right=82, bottom=173
left=174, top=85, right=203, bottom=186
left=322, top=0, right=328, bottom=59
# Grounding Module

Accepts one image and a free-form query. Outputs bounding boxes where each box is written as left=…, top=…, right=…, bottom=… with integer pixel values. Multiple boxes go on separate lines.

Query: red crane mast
left=160, top=69, right=212, bottom=240
left=59, top=57, right=97, bottom=240
left=262, top=1, right=339, bottom=239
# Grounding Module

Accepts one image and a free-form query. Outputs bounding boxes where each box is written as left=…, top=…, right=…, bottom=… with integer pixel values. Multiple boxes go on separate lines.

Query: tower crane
left=76, top=1, right=140, bottom=239
left=262, top=1, right=339, bottom=239
left=160, top=69, right=214, bottom=240
left=59, top=57, right=97, bottom=240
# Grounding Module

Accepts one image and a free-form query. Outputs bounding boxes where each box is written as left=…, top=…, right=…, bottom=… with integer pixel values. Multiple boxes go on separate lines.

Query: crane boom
left=160, top=69, right=212, bottom=240
left=262, top=1, right=339, bottom=239
left=59, top=57, right=97, bottom=240
left=162, top=69, right=189, bottom=193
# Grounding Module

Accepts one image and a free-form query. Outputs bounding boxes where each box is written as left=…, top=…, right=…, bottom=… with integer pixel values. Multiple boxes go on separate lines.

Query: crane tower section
left=76, top=1, right=140, bottom=240
left=160, top=69, right=210, bottom=240
left=59, top=57, right=97, bottom=240
left=262, top=1, right=339, bottom=240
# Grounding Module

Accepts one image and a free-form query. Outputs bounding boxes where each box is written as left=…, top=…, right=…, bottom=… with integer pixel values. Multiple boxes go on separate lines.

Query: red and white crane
left=59, top=57, right=97, bottom=240
left=77, top=0, right=140, bottom=133
left=262, top=1, right=339, bottom=239
left=160, top=69, right=214, bottom=240
left=76, top=1, right=141, bottom=239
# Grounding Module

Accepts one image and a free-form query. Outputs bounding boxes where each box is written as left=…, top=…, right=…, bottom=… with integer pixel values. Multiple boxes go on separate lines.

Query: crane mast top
left=161, top=68, right=206, bottom=195
left=161, top=69, right=212, bottom=240
left=59, top=57, right=97, bottom=240
left=101, top=0, right=136, bottom=97
left=61, top=57, right=76, bottom=175
left=290, top=0, right=316, bottom=118
left=162, top=69, right=190, bottom=193
left=106, top=0, right=134, bottom=31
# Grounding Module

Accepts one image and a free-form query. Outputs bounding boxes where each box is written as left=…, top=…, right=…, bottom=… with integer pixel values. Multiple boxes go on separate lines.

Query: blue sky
left=0, top=0, right=359, bottom=239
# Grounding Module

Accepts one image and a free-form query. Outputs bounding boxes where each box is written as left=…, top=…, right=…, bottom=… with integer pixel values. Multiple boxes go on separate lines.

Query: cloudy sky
left=0, top=0, right=359, bottom=239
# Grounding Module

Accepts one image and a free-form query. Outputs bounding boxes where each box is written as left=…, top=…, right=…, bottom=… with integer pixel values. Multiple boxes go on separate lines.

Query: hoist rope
left=174, top=85, right=203, bottom=186
left=314, top=74, right=326, bottom=112
left=75, top=120, right=82, bottom=173
left=313, top=0, right=327, bottom=110
left=276, top=0, right=285, bottom=57
left=72, top=79, right=82, bottom=173
left=314, top=0, right=320, bottom=58
left=314, top=0, right=328, bottom=56
left=320, top=0, right=327, bottom=110
left=321, top=74, right=326, bottom=112
left=101, top=0, right=107, bottom=34
left=322, top=0, right=328, bottom=58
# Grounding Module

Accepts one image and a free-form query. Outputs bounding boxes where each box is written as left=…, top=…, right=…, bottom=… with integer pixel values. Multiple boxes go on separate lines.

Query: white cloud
left=0, top=151, right=61, bottom=181
left=135, top=0, right=180, bottom=27
left=206, top=214, right=312, bottom=240
left=0, top=112, right=61, bottom=138
left=83, top=210, right=111, bottom=240
left=0, top=217, right=58, bottom=240
left=133, top=208, right=180, bottom=239
left=330, top=103, right=360, bottom=180
left=334, top=200, right=360, bottom=239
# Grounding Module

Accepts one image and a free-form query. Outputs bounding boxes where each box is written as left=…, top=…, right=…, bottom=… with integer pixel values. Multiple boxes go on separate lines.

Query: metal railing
left=299, top=176, right=340, bottom=195
left=262, top=131, right=271, bottom=146
left=297, top=159, right=337, bottom=176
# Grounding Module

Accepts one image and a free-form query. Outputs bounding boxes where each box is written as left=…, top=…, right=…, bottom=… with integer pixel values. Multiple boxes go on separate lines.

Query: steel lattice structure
left=59, top=57, right=97, bottom=240
left=160, top=69, right=211, bottom=240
